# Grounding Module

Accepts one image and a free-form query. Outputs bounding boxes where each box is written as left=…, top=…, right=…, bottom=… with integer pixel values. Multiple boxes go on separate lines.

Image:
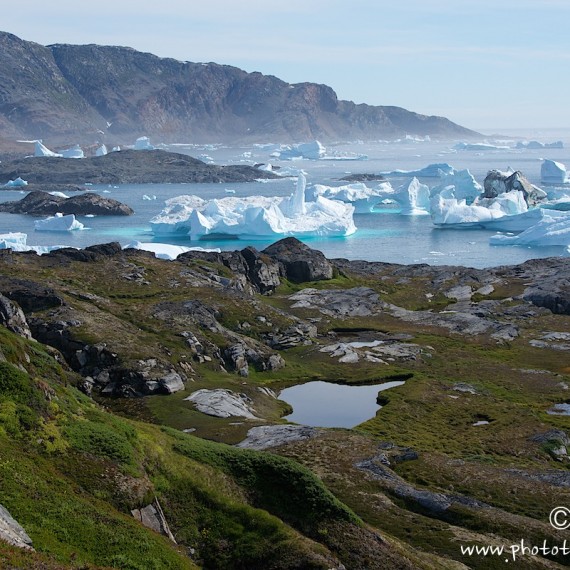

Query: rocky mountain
left=0, top=31, right=479, bottom=145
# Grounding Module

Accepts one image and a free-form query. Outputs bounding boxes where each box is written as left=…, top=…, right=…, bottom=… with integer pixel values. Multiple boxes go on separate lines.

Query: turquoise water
left=0, top=138, right=568, bottom=268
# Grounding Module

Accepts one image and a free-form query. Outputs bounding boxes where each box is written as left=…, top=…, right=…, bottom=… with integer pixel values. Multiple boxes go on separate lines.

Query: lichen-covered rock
left=0, top=293, right=32, bottom=339
left=0, top=504, right=33, bottom=550
left=185, top=389, right=258, bottom=419
left=237, top=425, right=320, bottom=451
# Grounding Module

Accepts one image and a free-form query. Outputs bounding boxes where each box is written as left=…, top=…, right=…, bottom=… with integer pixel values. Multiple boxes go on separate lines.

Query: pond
left=280, top=380, right=405, bottom=428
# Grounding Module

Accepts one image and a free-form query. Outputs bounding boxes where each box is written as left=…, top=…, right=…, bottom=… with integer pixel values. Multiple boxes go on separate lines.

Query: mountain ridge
left=0, top=31, right=480, bottom=145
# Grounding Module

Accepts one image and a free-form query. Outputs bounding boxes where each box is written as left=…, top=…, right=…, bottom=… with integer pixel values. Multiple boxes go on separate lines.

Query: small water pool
left=279, top=380, right=405, bottom=428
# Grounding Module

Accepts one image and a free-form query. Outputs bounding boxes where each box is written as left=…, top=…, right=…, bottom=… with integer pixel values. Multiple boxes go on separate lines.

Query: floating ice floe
left=0, top=232, right=68, bottom=254
left=4, top=177, right=28, bottom=188
left=380, top=163, right=456, bottom=178
left=541, top=159, right=568, bottom=185
left=134, top=136, right=154, bottom=150
left=142, top=194, right=157, bottom=201
left=490, top=211, right=570, bottom=246
left=150, top=173, right=356, bottom=240
left=274, top=140, right=326, bottom=160
left=96, top=144, right=108, bottom=156
left=124, top=241, right=221, bottom=260
left=34, top=141, right=62, bottom=157
left=34, top=213, right=85, bottom=232
left=306, top=181, right=394, bottom=213
left=60, top=144, right=84, bottom=159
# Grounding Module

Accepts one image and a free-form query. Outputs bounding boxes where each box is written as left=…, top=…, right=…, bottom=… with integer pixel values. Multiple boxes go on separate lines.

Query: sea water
left=0, top=133, right=568, bottom=268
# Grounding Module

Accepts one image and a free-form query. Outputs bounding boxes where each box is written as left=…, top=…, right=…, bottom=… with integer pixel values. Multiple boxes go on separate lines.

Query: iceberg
left=380, top=163, right=456, bottom=178
left=96, top=144, right=108, bottom=156
left=393, top=177, right=431, bottom=215
left=454, top=142, right=510, bottom=151
left=4, top=177, right=28, bottom=188
left=431, top=190, right=530, bottom=228
left=150, top=174, right=356, bottom=240
left=515, top=140, right=564, bottom=149
left=134, top=136, right=154, bottom=150
left=0, top=232, right=67, bottom=254
left=34, top=213, right=85, bottom=232
left=306, top=181, right=394, bottom=213
left=275, top=140, right=326, bottom=160
left=483, top=169, right=547, bottom=206
left=490, top=211, right=570, bottom=246
left=124, top=241, right=221, bottom=260
left=430, top=169, right=482, bottom=203
left=60, top=144, right=84, bottom=159
left=34, top=141, right=62, bottom=157
left=541, top=159, right=568, bottom=185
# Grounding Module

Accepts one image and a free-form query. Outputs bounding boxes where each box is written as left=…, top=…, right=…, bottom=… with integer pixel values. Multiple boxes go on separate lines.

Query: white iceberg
left=96, top=144, right=108, bottom=156
left=150, top=174, right=356, bottom=240
left=431, top=190, right=530, bottom=228
left=515, top=140, right=563, bottom=149
left=541, top=159, right=568, bottom=185
left=124, top=241, right=221, bottom=260
left=4, top=177, right=28, bottom=188
left=430, top=169, right=482, bottom=203
left=134, top=136, right=154, bottom=150
left=275, top=140, right=326, bottom=160
left=60, top=144, right=84, bottom=159
left=490, top=211, right=570, bottom=246
left=34, top=213, right=85, bottom=232
left=0, top=232, right=67, bottom=254
left=307, top=181, right=394, bottom=213
left=380, top=163, right=455, bottom=178
left=34, top=141, right=62, bottom=157
left=454, top=142, right=510, bottom=151
left=393, top=177, right=431, bottom=215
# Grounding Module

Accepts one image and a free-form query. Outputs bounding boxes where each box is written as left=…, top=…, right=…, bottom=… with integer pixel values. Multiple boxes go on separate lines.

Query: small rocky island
left=0, top=190, right=133, bottom=216
left=0, top=149, right=279, bottom=185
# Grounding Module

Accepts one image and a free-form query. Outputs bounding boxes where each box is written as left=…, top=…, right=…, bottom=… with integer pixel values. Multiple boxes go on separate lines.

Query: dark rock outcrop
left=0, top=277, right=64, bottom=312
left=263, top=237, right=334, bottom=283
left=0, top=31, right=479, bottom=144
left=0, top=293, right=33, bottom=339
left=0, top=191, right=133, bottom=216
left=338, top=173, right=386, bottom=182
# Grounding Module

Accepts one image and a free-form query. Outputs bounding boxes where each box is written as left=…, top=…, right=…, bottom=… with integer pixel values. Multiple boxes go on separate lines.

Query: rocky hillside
left=0, top=238, right=569, bottom=568
left=0, top=31, right=479, bottom=145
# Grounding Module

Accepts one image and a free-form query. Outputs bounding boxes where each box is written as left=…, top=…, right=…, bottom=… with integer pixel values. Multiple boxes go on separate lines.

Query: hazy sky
left=4, top=1, right=569, bottom=132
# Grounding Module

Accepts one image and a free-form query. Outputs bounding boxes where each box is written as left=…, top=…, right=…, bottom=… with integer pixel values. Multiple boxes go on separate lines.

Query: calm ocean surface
left=1, top=132, right=569, bottom=268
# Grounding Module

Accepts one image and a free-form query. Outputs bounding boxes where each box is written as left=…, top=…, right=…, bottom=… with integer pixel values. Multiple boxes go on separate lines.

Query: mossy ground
left=0, top=248, right=569, bottom=568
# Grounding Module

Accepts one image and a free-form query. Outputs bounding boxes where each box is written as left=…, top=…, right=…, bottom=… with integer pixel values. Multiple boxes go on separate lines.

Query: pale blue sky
left=4, top=1, right=569, bottom=131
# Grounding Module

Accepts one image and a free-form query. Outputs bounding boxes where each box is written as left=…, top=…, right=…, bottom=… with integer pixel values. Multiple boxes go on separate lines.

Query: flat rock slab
left=185, top=388, right=258, bottom=419
left=0, top=504, right=33, bottom=550
left=236, top=424, right=321, bottom=450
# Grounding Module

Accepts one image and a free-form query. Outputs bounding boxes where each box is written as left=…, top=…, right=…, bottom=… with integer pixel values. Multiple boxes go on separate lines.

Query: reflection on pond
left=280, top=380, right=405, bottom=428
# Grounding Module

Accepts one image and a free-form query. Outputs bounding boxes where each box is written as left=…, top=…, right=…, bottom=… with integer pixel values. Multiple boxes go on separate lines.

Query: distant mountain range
left=0, top=31, right=479, bottom=144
